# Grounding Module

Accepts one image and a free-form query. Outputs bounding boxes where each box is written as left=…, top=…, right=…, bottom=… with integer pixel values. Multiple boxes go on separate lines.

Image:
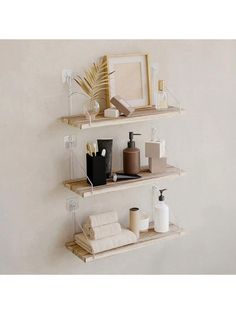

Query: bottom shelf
left=65, top=223, right=184, bottom=263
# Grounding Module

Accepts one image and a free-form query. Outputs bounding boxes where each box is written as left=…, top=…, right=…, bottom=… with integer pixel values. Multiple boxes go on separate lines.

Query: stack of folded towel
left=74, top=211, right=137, bottom=254
left=83, top=211, right=121, bottom=240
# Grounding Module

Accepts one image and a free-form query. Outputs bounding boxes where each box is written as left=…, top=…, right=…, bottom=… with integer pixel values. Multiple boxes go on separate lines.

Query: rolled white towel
left=74, top=228, right=137, bottom=254
left=84, top=211, right=118, bottom=227
left=83, top=222, right=121, bottom=240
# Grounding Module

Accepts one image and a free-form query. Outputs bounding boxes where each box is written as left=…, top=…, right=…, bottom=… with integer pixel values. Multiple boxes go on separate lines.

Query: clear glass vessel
left=158, top=80, right=168, bottom=109
left=83, top=99, right=100, bottom=120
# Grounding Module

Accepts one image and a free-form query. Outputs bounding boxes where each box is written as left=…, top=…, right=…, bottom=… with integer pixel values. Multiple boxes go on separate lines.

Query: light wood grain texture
left=104, top=54, right=110, bottom=108
left=65, top=224, right=184, bottom=263
left=64, top=165, right=185, bottom=198
left=146, top=53, right=152, bottom=105
left=61, top=106, right=184, bottom=129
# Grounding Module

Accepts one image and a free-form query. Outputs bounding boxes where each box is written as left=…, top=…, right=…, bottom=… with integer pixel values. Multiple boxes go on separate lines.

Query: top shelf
left=61, top=106, right=184, bottom=129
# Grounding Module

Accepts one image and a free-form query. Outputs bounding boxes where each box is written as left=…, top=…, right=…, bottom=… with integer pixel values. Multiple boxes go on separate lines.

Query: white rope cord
left=67, top=75, right=73, bottom=116
left=152, top=83, right=183, bottom=230
left=88, top=113, right=92, bottom=127
left=72, top=210, right=77, bottom=235
left=69, top=149, right=74, bottom=179
left=166, top=85, right=182, bottom=177
left=69, top=91, right=87, bottom=98
left=66, top=74, right=93, bottom=190
left=68, top=142, right=95, bottom=257
left=68, top=91, right=93, bottom=126
left=66, top=73, right=95, bottom=256
left=76, top=214, right=95, bottom=258
left=72, top=152, right=94, bottom=195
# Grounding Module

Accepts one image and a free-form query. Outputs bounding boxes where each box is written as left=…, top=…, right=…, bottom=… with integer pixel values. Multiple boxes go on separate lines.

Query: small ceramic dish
left=139, top=211, right=150, bottom=232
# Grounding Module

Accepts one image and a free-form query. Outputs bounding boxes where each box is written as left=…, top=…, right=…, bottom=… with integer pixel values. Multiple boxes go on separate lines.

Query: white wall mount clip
left=62, top=69, right=74, bottom=115
left=62, top=69, right=73, bottom=84
left=66, top=197, right=79, bottom=212
left=64, top=135, right=77, bottom=149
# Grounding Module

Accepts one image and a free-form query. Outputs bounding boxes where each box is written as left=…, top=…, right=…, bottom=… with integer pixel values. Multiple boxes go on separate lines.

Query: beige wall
left=0, top=40, right=235, bottom=274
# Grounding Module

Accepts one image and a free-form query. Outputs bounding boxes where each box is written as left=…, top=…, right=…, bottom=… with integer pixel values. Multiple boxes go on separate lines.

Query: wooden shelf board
left=61, top=106, right=184, bottom=129
left=64, top=165, right=185, bottom=198
left=65, top=224, right=184, bottom=263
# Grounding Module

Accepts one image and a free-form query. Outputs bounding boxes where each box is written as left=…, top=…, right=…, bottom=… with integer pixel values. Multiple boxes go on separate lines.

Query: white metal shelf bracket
left=166, top=85, right=182, bottom=113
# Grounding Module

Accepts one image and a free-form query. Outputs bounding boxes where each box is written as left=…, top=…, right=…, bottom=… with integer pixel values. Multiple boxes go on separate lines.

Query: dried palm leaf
left=74, top=57, right=114, bottom=102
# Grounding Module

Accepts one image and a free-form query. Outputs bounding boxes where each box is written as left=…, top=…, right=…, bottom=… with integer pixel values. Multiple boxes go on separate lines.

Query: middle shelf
left=64, top=164, right=185, bottom=198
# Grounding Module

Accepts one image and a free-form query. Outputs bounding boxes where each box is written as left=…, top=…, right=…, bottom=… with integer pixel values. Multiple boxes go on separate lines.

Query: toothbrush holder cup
left=86, top=153, right=107, bottom=186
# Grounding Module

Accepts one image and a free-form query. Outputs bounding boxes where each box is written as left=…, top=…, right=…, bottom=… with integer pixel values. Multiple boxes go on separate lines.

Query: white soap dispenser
left=153, top=188, right=169, bottom=233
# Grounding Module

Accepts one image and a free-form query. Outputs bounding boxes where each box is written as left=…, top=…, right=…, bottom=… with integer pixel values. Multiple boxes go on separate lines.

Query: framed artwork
left=105, top=53, right=152, bottom=108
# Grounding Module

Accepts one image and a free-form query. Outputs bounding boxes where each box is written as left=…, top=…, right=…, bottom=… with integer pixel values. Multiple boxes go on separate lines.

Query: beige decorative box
left=110, top=95, right=135, bottom=117
left=149, top=157, right=167, bottom=174
left=145, top=141, right=166, bottom=159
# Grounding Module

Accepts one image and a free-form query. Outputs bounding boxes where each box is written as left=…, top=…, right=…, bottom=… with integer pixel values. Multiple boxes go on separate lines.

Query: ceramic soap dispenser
left=153, top=188, right=169, bottom=233
left=123, top=132, right=141, bottom=175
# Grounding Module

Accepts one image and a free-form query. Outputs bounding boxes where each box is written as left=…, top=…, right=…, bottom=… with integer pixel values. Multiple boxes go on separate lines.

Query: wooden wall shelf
left=64, top=165, right=185, bottom=198
left=65, top=223, right=184, bottom=263
left=61, top=106, right=184, bottom=129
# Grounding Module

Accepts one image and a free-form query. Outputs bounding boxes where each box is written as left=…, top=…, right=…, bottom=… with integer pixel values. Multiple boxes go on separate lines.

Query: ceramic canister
left=129, top=207, right=140, bottom=238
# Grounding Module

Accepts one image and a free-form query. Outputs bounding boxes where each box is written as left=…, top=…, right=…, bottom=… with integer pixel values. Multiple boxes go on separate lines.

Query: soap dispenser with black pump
left=123, top=132, right=141, bottom=175
left=153, top=188, right=169, bottom=233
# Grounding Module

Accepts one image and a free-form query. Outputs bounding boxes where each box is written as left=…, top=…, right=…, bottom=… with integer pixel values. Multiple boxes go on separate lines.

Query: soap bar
left=104, top=108, right=119, bottom=118
left=145, top=141, right=166, bottom=158
left=149, top=157, right=167, bottom=173
left=110, top=95, right=135, bottom=117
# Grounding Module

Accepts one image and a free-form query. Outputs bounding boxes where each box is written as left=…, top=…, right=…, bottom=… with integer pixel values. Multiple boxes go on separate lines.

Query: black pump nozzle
left=129, top=132, right=141, bottom=141
left=128, top=132, right=141, bottom=148
left=159, top=188, right=167, bottom=201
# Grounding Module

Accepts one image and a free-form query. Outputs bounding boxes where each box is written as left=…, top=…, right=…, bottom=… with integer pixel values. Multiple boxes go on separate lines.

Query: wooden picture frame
left=105, top=53, right=152, bottom=108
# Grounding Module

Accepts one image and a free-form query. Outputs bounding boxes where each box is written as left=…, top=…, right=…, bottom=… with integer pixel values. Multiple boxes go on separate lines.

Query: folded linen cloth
left=84, top=211, right=118, bottom=228
left=83, top=222, right=122, bottom=240
left=74, top=228, right=137, bottom=254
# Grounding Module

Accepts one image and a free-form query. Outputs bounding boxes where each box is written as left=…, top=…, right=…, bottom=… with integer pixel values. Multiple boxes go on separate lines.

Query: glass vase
left=83, top=99, right=100, bottom=121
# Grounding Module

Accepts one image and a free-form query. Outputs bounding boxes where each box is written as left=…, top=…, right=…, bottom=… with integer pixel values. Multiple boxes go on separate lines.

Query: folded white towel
left=83, top=223, right=91, bottom=236
left=83, top=222, right=122, bottom=240
left=84, top=211, right=118, bottom=227
left=74, top=228, right=137, bottom=254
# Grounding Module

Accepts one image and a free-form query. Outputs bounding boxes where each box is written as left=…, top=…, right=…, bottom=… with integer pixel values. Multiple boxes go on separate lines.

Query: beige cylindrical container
left=129, top=207, right=140, bottom=238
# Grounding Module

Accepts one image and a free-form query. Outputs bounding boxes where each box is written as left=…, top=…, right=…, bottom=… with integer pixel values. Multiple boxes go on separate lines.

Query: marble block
left=145, top=141, right=165, bottom=158
left=149, top=157, right=167, bottom=173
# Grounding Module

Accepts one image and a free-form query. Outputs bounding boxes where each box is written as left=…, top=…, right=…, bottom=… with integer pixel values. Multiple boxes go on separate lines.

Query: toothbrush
left=92, top=142, right=97, bottom=156
left=101, top=149, right=106, bottom=157
left=86, top=143, right=93, bottom=156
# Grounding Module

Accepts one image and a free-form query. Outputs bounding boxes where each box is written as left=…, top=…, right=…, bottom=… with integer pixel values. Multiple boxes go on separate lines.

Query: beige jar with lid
left=129, top=207, right=140, bottom=238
